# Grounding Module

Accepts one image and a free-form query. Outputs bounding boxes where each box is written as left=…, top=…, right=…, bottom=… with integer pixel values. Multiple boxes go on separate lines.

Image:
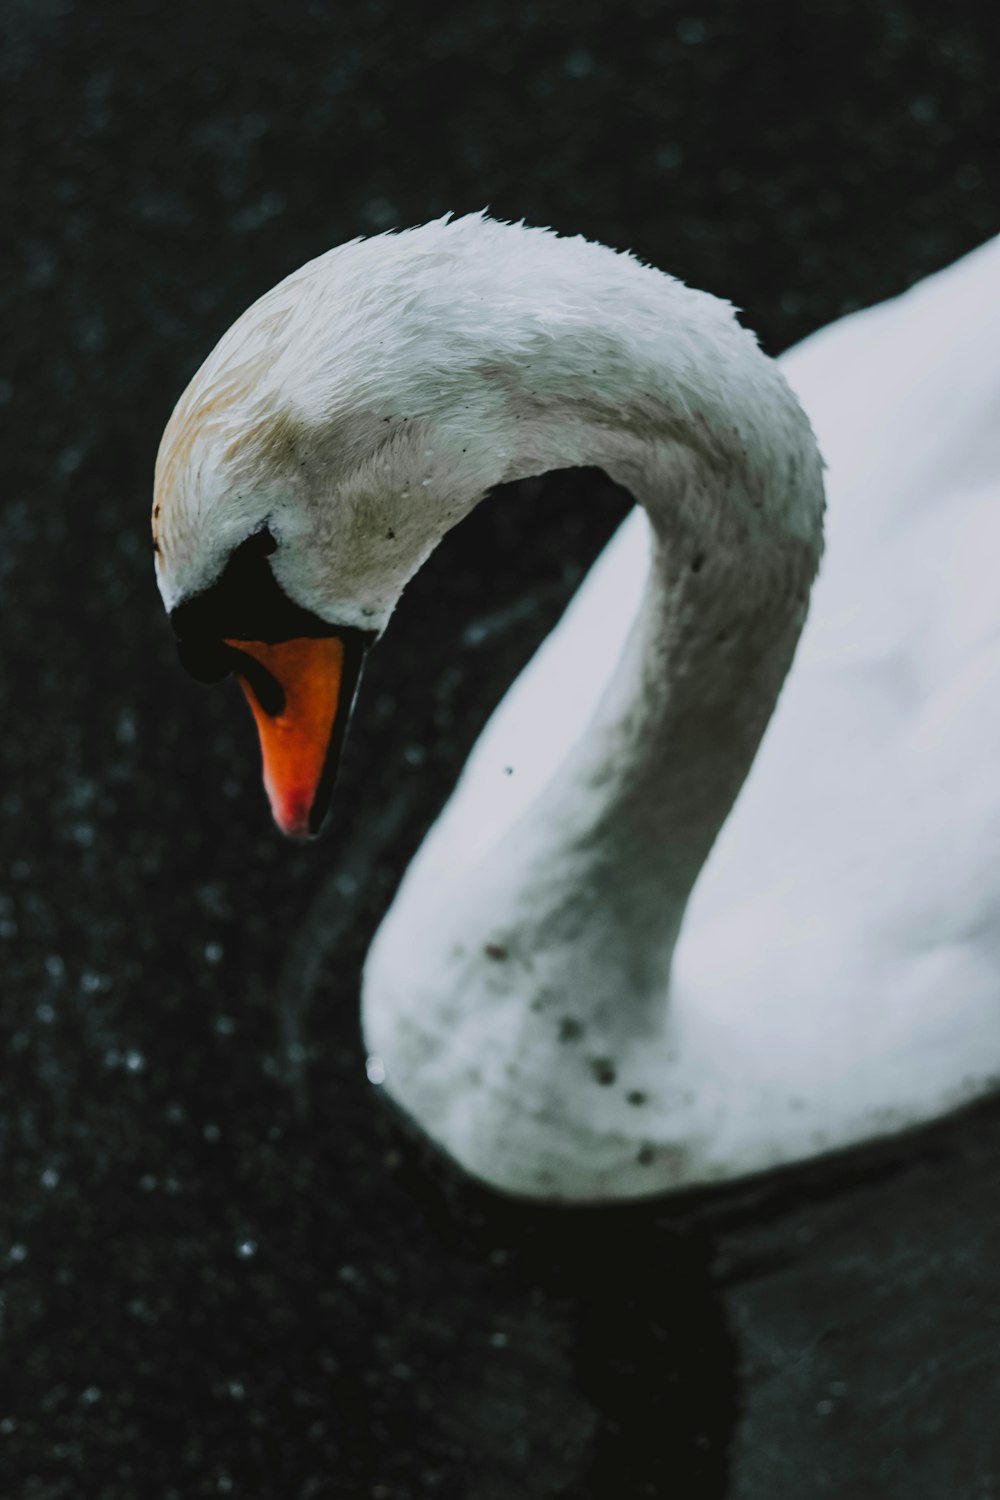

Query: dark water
left=2, top=1, right=1000, bottom=1495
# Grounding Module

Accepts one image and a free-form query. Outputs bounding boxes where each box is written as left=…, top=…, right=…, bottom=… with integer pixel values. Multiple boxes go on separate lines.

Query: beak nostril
left=231, top=654, right=285, bottom=717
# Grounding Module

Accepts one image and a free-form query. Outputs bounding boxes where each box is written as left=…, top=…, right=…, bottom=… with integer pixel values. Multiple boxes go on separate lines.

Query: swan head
left=153, top=213, right=820, bottom=840
left=153, top=215, right=566, bottom=837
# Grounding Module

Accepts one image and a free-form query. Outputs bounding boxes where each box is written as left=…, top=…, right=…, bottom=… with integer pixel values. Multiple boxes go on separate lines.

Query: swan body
left=155, top=216, right=1000, bottom=1201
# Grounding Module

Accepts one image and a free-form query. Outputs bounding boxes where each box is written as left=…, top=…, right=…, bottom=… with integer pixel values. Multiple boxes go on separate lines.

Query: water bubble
left=8, top=1244, right=27, bottom=1264
left=116, top=710, right=137, bottom=745
left=366, top=1055, right=386, bottom=1085
left=227, top=1380, right=246, bottom=1400
left=564, top=49, right=594, bottom=77
left=41, top=1168, right=60, bottom=1189
left=45, top=955, right=65, bottom=981
left=214, top=1016, right=236, bottom=1037
left=363, top=197, right=397, bottom=229
left=655, top=142, right=683, bottom=171
left=81, top=1386, right=101, bottom=1405
left=676, top=16, right=706, bottom=43
left=205, top=941, right=224, bottom=964
left=203, top=1122, right=221, bottom=1142
left=124, top=1050, right=145, bottom=1073
left=0, top=1417, right=17, bottom=1434
left=138, top=1174, right=157, bottom=1192
left=36, top=1003, right=55, bottom=1025
left=490, top=1332, right=509, bottom=1348
left=236, top=1239, right=258, bottom=1260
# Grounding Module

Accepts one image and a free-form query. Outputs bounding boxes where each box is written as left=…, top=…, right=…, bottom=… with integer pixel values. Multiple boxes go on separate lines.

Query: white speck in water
left=366, top=1055, right=386, bottom=1085
left=0, top=1417, right=17, bottom=1435
left=214, top=1015, right=236, bottom=1036
left=335, top=871, right=358, bottom=897
left=8, top=1244, right=27, bottom=1264
left=116, top=710, right=137, bottom=745
left=421, top=478, right=431, bottom=487
left=80, top=970, right=108, bottom=995
left=124, top=1049, right=145, bottom=1073
left=139, top=1174, right=157, bottom=1193
left=203, top=1123, right=221, bottom=1142
left=104, top=1047, right=121, bottom=1068
left=205, top=941, right=224, bottom=964
left=402, top=744, right=426, bottom=766
left=676, top=16, right=707, bottom=44
left=41, top=1168, right=60, bottom=1189
left=227, top=1380, right=246, bottom=1400
left=815, top=1398, right=834, bottom=1417
left=655, top=141, right=683, bottom=171
left=217, top=1474, right=233, bottom=1493
left=81, top=1386, right=101, bottom=1405
left=44, top=954, right=64, bottom=981
left=490, top=1332, right=509, bottom=1348
left=363, top=196, right=396, bottom=229
left=236, top=1239, right=258, bottom=1260
left=36, top=1003, right=55, bottom=1025
left=564, top=48, right=594, bottom=77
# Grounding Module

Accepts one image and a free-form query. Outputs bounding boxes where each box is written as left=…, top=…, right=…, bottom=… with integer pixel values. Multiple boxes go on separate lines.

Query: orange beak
left=223, top=635, right=365, bottom=839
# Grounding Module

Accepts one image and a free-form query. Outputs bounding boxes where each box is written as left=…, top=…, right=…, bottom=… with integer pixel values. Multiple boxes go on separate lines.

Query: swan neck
left=478, top=357, right=823, bottom=1020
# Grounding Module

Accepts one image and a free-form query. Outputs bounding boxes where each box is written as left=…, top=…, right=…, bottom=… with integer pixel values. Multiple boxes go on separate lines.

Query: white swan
left=153, top=215, right=1000, bottom=1201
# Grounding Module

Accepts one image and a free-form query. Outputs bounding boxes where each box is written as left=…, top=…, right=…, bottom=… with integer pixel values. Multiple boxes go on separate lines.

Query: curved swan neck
left=449, top=293, right=825, bottom=1011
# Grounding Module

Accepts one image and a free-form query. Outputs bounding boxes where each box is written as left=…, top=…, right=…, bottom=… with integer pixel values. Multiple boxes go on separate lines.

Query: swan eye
left=226, top=648, right=285, bottom=717
left=175, top=638, right=236, bottom=683
left=174, top=638, right=285, bottom=715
